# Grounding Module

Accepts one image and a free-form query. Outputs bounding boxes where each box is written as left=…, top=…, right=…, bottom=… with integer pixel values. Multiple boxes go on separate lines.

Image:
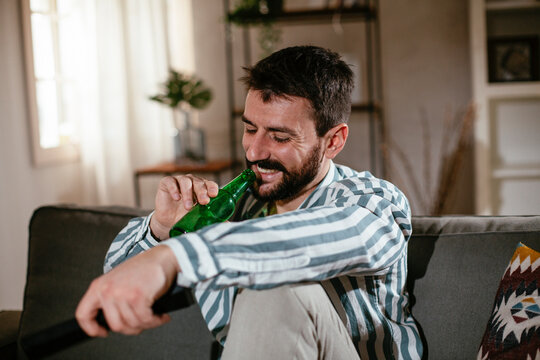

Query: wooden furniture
left=469, top=0, right=540, bottom=214
left=133, top=159, right=234, bottom=207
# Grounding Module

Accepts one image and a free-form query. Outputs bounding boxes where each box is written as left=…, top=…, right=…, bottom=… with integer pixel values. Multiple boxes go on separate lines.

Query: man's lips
left=254, top=164, right=283, bottom=183
left=257, top=164, right=279, bottom=174
left=246, top=158, right=287, bottom=173
left=246, top=158, right=287, bottom=183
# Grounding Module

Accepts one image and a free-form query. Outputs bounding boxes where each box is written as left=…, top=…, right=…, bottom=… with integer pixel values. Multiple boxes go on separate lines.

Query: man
left=76, top=46, right=423, bottom=359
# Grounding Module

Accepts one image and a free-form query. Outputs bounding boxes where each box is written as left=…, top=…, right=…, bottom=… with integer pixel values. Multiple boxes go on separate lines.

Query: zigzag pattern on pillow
left=477, top=243, right=540, bottom=360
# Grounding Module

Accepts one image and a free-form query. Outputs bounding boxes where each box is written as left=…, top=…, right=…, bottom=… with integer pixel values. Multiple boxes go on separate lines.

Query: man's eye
left=244, top=127, right=256, bottom=134
left=273, top=136, right=290, bottom=143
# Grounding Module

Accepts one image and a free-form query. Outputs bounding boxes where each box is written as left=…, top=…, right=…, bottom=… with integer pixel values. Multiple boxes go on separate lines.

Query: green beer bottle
left=169, top=168, right=256, bottom=237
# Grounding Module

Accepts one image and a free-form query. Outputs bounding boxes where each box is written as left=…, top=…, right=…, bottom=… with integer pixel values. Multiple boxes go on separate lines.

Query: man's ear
left=324, top=123, right=348, bottom=159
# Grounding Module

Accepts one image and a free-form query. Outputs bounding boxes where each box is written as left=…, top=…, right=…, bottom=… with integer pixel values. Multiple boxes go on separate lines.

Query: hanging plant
left=227, top=0, right=283, bottom=24
left=227, top=0, right=283, bottom=56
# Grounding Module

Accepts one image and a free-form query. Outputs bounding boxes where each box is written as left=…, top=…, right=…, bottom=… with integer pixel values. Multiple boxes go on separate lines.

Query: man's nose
left=244, top=133, right=270, bottom=162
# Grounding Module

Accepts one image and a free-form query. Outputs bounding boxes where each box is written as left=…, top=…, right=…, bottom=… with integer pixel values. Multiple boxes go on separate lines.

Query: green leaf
left=149, top=69, right=213, bottom=110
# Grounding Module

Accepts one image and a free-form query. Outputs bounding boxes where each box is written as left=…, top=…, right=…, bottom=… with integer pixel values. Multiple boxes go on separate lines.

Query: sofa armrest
left=0, top=310, right=22, bottom=359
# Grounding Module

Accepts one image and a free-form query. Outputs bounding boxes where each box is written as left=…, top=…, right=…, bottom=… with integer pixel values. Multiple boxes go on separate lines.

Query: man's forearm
left=164, top=198, right=408, bottom=290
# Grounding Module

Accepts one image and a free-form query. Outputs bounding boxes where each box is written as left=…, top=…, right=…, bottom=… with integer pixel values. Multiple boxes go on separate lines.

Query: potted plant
left=150, top=69, right=212, bottom=163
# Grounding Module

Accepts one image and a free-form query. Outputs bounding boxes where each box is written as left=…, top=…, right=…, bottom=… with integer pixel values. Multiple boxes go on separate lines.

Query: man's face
left=242, top=90, right=326, bottom=203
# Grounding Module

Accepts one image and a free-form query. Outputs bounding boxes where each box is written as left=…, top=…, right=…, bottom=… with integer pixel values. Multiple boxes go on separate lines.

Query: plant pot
left=173, top=110, right=206, bottom=163
left=267, top=0, right=283, bottom=15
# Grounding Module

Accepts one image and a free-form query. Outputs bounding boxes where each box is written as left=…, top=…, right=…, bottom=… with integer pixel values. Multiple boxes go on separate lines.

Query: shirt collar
left=298, top=160, right=336, bottom=209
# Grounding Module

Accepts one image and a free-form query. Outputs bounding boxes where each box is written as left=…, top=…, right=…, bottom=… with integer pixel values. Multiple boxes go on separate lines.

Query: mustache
left=245, top=158, right=288, bottom=174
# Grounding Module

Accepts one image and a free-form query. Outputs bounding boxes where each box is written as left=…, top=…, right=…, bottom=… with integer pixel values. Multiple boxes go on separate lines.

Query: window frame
left=21, top=0, right=80, bottom=166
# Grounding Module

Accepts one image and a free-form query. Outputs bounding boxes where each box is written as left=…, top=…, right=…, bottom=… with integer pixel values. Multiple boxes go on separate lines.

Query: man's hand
left=75, top=246, right=180, bottom=337
left=150, top=174, right=219, bottom=240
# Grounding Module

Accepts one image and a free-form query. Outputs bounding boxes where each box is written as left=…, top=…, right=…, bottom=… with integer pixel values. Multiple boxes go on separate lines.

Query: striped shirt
left=105, top=162, right=423, bottom=359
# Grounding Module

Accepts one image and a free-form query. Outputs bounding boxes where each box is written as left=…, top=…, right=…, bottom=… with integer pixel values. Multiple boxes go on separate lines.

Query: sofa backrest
left=18, top=205, right=216, bottom=360
left=408, top=215, right=540, bottom=360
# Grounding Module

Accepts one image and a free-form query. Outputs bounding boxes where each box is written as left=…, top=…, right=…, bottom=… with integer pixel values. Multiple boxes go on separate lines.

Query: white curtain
left=80, top=0, right=174, bottom=206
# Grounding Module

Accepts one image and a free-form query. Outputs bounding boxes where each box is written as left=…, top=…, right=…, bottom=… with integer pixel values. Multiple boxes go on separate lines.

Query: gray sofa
left=1, top=205, right=539, bottom=359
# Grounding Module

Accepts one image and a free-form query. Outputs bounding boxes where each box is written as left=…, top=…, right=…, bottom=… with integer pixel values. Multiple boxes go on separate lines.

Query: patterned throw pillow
left=477, top=243, right=540, bottom=360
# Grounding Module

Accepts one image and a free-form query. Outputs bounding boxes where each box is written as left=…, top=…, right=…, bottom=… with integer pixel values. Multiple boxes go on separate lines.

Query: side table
left=134, top=159, right=234, bottom=207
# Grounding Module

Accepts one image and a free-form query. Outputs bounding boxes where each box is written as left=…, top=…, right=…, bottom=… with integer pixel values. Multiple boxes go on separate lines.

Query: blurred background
left=1, top=0, right=539, bottom=310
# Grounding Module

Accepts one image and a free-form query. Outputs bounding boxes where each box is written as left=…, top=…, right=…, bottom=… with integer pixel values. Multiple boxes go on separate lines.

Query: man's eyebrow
left=241, top=115, right=298, bottom=136
left=241, top=116, right=254, bottom=126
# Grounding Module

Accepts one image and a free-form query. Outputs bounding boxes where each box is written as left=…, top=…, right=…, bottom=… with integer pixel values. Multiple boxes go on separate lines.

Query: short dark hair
left=241, top=46, right=354, bottom=136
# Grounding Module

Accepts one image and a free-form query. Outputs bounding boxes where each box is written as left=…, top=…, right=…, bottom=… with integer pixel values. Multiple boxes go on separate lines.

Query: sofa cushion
left=477, top=242, right=540, bottom=359
left=408, top=215, right=540, bottom=360
left=18, top=205, right=216, bottom=359
left=0, top=310, right=21, bottom=359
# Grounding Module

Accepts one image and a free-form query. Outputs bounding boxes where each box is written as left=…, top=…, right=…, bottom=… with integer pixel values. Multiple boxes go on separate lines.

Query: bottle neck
left=222, top=169, right=255, bottom=200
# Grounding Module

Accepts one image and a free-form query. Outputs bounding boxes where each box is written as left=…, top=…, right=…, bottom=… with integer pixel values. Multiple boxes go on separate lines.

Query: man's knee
left=222, top=285, right=318, bottom=359
left=232, top=284, right=315, bottom=329
left=222, top=284, right=359, bottom=360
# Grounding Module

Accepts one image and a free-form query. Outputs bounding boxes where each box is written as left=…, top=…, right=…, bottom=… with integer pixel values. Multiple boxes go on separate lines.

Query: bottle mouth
left=243, top=168, right=256, bottom=182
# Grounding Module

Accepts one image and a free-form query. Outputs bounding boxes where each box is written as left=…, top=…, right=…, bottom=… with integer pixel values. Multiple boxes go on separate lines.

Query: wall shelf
left=486, top=0, right=540, bottom=11
left=231, top=102, right=381, bottom=117
left=223, top=0, right=385, bottom=176
left=486, top=82, right=540, bottom=97
left=230, top=6, right=376, bottom=24
left=493, top=167, right=540, bottom=179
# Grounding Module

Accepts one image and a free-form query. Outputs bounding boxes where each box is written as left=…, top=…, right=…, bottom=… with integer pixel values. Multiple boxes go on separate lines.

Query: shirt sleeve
left=103, top=212, right=159, bottom=273
left=161, top=175, right=412, bottom=290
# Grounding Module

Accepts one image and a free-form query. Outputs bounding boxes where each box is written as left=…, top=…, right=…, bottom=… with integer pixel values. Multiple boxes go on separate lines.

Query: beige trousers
left=221, top=283, right=360, bottom=360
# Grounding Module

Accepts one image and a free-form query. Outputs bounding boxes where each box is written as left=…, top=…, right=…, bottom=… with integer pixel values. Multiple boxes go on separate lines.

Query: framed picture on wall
left=487, top=36, right=539, bottom=83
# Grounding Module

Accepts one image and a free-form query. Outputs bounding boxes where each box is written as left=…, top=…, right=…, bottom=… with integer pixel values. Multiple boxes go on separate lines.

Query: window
left=21, top=0, right=88, bottom=165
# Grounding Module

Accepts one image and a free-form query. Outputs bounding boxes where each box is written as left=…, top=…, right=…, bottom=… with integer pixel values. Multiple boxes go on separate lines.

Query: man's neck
left=275, top=160, right=331, bottom=214
left=275, top=197, right=306, bottom=214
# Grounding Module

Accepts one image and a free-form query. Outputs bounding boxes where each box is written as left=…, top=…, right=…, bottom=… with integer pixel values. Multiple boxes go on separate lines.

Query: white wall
left=0, top=0, right=86, bottom=309
left=379, top=0, right=473, bottom=214
left=0, top=0, right=473, bottom=310
left=190, top=0, right=232, bottom=162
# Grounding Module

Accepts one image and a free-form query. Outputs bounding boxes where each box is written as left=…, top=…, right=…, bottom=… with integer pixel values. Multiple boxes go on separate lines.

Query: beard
left=245, top=143, right=323, bottom=203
